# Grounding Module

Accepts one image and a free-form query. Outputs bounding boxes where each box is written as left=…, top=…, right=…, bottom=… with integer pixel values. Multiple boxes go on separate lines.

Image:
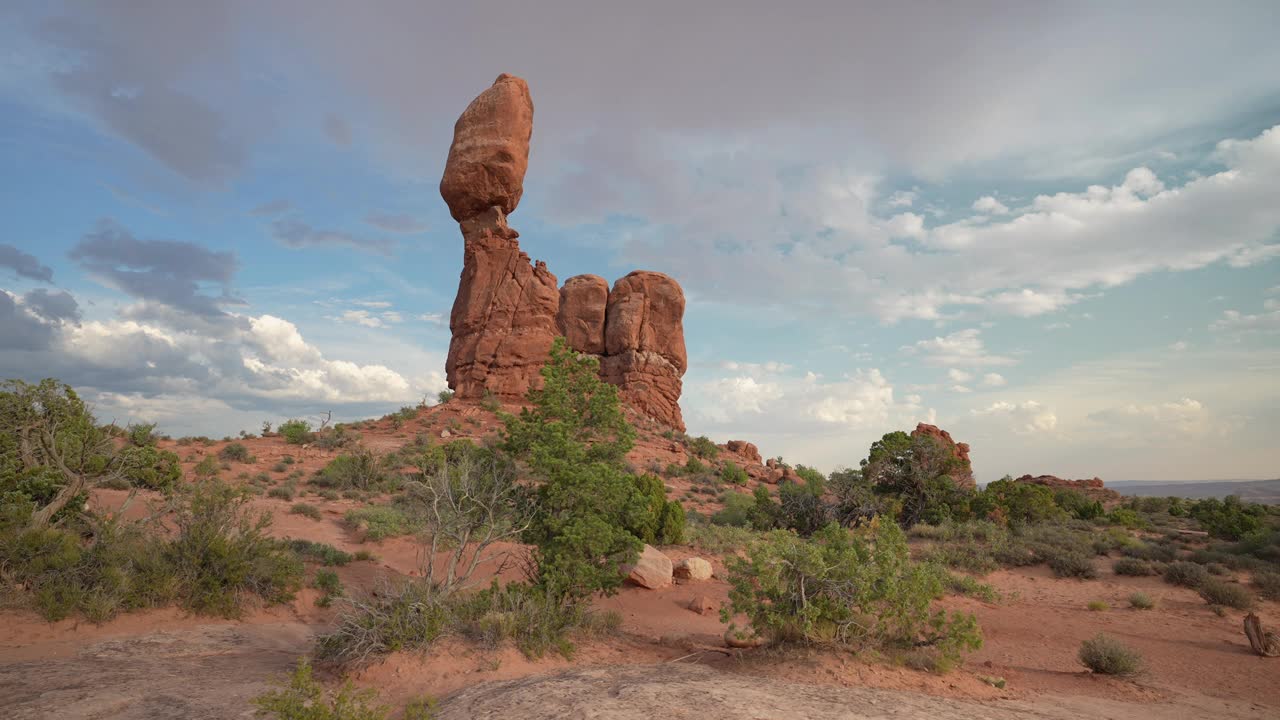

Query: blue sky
left=2, top=1, right=1278, bottom=481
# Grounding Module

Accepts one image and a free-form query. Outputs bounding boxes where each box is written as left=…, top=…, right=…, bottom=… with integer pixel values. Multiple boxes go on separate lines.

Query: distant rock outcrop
left=1013, top=474, right=1121, bottom=504
left=911, top=423, right=975, bottom=489
left=441, top=75, right=688, bottom=429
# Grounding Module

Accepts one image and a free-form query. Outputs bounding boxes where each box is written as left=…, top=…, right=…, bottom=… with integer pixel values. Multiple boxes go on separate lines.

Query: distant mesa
left=440, top=74, right=688, bottom=430
left=1014, top=474, right=1121, bottom=504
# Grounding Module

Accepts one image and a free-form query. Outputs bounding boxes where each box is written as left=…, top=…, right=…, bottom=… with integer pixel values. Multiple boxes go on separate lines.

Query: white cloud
left=1211, top=308, right=1280, bottom=333
left=419, top=312, right=447, bottom=326
left=948, top=368, right=973, bottom=383
left=903, top=328, right=1016, bottom=367
left=887, top=190, right=916, bottom=208
left=951, top=385, right=972, bottom=393
left=971, top=400, right=1058, bottom=434
left=1087, top=398, right=1212, bottom=436
left=1169, top=341, right=1188, bottom=352
left=980, top=373, right=1006, bottom=387
left=337, top=309, right=384, bottom=328
left=971, top=195, right=1009, bottom=215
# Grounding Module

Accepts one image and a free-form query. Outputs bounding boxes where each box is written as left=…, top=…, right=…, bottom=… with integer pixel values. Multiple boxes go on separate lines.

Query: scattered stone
left=674, top=557, right=713, bottom=581
left=724, top=628, right=766, bottom=649
left=625, top=544, right=673, bottom=589
left=688, top=595, right=717, bottom=615
left=725, top=440, right=762, bottom=465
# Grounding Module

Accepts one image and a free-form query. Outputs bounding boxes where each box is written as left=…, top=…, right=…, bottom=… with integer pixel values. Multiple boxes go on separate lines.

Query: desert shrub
left=1113, top=557, right=1157, bottom=576
left=1206, top=562, right=1230, bottom=576
left=1197, top=579, right=1253, bottom=610
left=116, top=445, right=183, bottom=490
left=218, top=442, right=253, bottom=463
left=287, top=539, right=353, bottom=566
left=1106, top=508, right=1145, bottom=529
left=317, top=580, right=617, bottom=667
left=193, top=455, right=220, bottom=478
left=344, top=505, right=412, bottom=541
left=630, top=473, right=686, bottom=545
left=1128, top=592, right=1155, bottom=609
left=1191, top=496, right=1265, bottom=541
left=719, top=462, right=749, bottom=486
left=683, top=456, right=707, bottom=475
left=313, top=448, right=391, bottom=490
left=1252, top=571, right=1280, bottom=600
left=1163, top=561, right=1209, bottom=588
left=1087, top=600, right=1109, bottom=611
left=687, top=435, right=719, bottom=460
left=313, top=569, right=344, bottom=607
left=1046, top=552, right=1097, bottom=579
left=1079, top=634, right=1144, bottom=677
left=777, top=477, right=831, bottom=537
left=313, top=425, right=361, bottom=451
left=712, top=491, right=755, bottom=527
left=973, top=479, right=1064, bottom=525
left=268, top=484, right=295, bottom=501
left=685, top=519, right=761, bottom=554
left=126, top=422, right=159, bottom=447
left=1054, top=489, right=1105, bottom=520
left=254, top=659, right=390, bottom=720
left=290, top=503, right=322, bottom=521
left=860, top=431, right=974, bottom=528
left=278, top=419, right=313, bottom=445
left=722, top=521, right=981, bottom=662
left=945, top=573, right=999, bottom=603
left=1121, top=541, right=1178, bottom=563
left=436, top=390, right=454, bottom=404
left=165, top=479, right=303, bottom=617
left=272, top=462, right=288, bottom=473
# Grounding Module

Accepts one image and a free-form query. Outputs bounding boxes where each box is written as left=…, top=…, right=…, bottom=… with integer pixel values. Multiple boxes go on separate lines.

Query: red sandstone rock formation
left=725, top=440, right=762, bottom=465
left=1014, top=474, right=1121, bottom=504
left=442, top=75, right=560, bottom=400
left=441, top=75, right=689, bottom=429
left=600, top=271, right=688, bottom=431
left=556, top=274, right=608, bottom=355
left=911, top=423, right=975, bottom=489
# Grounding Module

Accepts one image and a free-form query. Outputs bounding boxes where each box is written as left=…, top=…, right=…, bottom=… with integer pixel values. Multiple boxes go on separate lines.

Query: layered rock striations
left=441, top=75, right=687, bottom=430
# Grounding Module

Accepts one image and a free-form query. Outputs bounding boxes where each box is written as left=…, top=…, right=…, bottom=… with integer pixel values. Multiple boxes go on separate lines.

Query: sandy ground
left=2, top=401, right=1278, bottom=719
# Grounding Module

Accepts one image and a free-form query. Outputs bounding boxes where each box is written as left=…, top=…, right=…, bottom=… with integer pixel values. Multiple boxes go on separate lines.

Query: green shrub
left=268, top=485, right=295, bottom=501
left=126, top=422, right=159, bottom=447
left=1113, top=558, right=1157, bottom=576
left=1128, top=592, right=1155, bottom=610
left=687, top=435, right=719, bottom=460
left=290, top=503, right=322, bottom=521
left=436, top=390, right=454, bottom=404
left=313, top=569, right=344, bottom=607
left=777, top=478, right=831, bottom=537
left=1047, top=552, right=1097, bottom=579
left=165, top=479, right=303, bottom=617
left=254, top=659, right=389, bottom=720
left=218, top=442, right=253, bottom=463
left=192, top=455, right=219, bottom=478
left=722, top=521, right=981, bottom=662
left=1106, top=508, right=1145, bottom=529
left=630, top=474, right=686, bottom=545
left=345, top=506, right=411, bottom=541
left=1206, top=562, right=1230, bottom=576
left=719, top=462, right=748, bottom=485
left=1054, top=489, right=1105, bottom=520
left=1163, top=561, right=1209, bottom=588
left=945, top=573, right=999, bottom=603
left=1087, top=600, right=1109, bottom=611
left=287, top=539, right=353, bottom=566
left=1252, top=571, right=1280, bottom=600
left=973, top=479, right=1064, bottom=525
left=683, top=457, right=707, bottom=475
left=685, top=520, right=760, bottom=554
left=712, top=492, right=756, bottom=527
left=313, top=448, right=390, bottom=490
left=1197, top=579, right=1254, bottom=610
left=1190, top=496, right=1264, bottom=541
left=278, top=420, right=313, bottom=445
left=860, top=431, right=975, bottom=528
left=1078, top=634, right=1143, bottom=677
left=117, top=445, right=183, bottom=490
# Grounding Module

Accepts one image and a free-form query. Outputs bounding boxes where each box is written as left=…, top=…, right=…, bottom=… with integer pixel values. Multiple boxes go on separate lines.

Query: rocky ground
left=2, top=400, right=1277, bottom=719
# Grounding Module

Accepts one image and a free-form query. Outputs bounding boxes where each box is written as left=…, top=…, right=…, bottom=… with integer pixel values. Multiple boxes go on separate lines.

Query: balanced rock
left=725, top=440, right=762, bottom=465
left=625, top=544, right=673, bottom=589
left=439, top=74, right=534, bottom=222
left=674, top=557, right=713, bottom=581
left=556, top=274, right=608, bottom=355
left=911, top=423, right=975, bottom=490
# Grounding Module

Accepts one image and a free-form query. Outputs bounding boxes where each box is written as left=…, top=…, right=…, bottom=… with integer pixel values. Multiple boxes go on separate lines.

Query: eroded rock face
left=1014, top=474, right=1121, bottom=504
left=441, top=75, right=688, bottom=428
left=556, top=274, right=608, bottom=355
left=440, top=74, right=534, bottom=223
left=725, top=440, right=762, bottom=465
left=911, top=423, right=975, bottom=490
left=600, top=271, right=688, bottom=431
left=443, top=76, right=560, bottom=400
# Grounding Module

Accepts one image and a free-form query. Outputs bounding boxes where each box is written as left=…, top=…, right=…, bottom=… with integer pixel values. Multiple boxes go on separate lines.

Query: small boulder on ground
left=625, top=544, right=673, bottom=589
left=674, top=557, right=713, bottom=581
left=687, top=595, right=717, bottom=615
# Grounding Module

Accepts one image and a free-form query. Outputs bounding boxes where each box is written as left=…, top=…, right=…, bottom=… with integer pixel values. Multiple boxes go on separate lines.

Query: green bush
left=712, top=492, right=756, bottom=527
left=254, top=659, right=390, bottom=720
left=1128, top=592, right=1154, bottom=610
left=126, top=422, right=159, bottom=447
left=1190, top=496, right=1264, bottom=541
left=685, top=519, right=761, bottom=554
left=313, top=569, right=344, bottom=607
left=268, top=485, right=295, bottom=501
left=117, top=445, right=183, bottom=490
left=687, top=435, right=719, bottom=460
left=1197, top=579, right=1254, bottom=610
left=278, top=419, right=313, bottom=445
left=722, top=521, right=981, bottom=662
left=777, top=478, right=831, bottom=537
left=290, top=503, right=322, bottom=520
left=630, top=474, right=686, bottom=545
left=1163, top=561, right=1209, bottom=588
left=1112, top=558, right=1157, bottom=576
left=313, top=448, right=391, bottom=490
left=860, top=431, right=974, bottom=528
left=436, top=390, right=454, bottom=404
left=1047, top=552, right=1097, bottom=579
left=973, top=479, right=1064, bottom=525
left=287, top=539, right=353, bottom=566
left=1106, top=508, right=1145, bottom=529
left=683, top=457, right=707, bottom=475
left=194, top=455, right=220, bottom=478
left=1252, top=571, right=1280, bottom=600
left=1054, top=489, right=1105, bottom=520
left=1078, top=634, right=1143, bottom=677
left=218, top=442, right=253, bottom=463
left=345, top=505, right=412, bottom=541
left=719, top=462, right=749, bottom=485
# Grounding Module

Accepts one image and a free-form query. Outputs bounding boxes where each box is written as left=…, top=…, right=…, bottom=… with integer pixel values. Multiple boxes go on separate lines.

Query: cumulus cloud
left=970, top=400, right=1058, bottom=434
left=69, top=219, right=242, bottom=317
left=270, top=219, right=395, bottom=255
left=1211, top=308, right=1280, bottom=333
left=947, top=368, right=973, bottom=383
left=972, top=196, right=1009, bottom=215
left=980, top=372, right=1007, bottom=387
left=904, top=328, right=1016, bottom=367
left=1087, top=398, right=1213, bottom=436
left=0, top=244, right=54, bottom=283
